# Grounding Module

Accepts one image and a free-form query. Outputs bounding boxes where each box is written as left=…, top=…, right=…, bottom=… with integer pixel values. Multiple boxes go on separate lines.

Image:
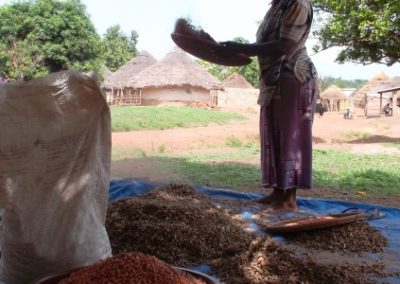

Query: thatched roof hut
left=320, top=85, right=346, bottom=100
left=127, top=47, right=222, bottom=90
left=369, top=76, right=400, bottom=96
left=365, top=76, right=400, bottom=117
left=320, top=85, right=351, bottom=111
left=351, top=71, right=389, bottom=108
left=222, top=72, right=254, bottom=89
left=102, top=67, right=114, bottom=88
left=105, top=50, right=156, bottom=89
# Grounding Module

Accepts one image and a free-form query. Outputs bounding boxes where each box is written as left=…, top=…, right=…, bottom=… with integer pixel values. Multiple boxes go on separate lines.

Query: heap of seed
left=105, top=184, right=254, bottom=266
left=60, top=252, right=206, bottom=284
left=105, top=184, right=397, bottom=283
left=282, top=220, right=389, bottom=253
left=210, top=237, right=387, bottom=284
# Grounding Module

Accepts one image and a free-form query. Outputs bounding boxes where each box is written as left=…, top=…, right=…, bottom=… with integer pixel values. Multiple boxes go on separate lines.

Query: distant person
left=382, top=103, right=392, bottom=116
left=220, top=0, right=318, bottom=211
left=343, top=108, right=353, bottom=119
left=315, top=101, right=327, bottom=117
left=0, top=77, right=5, bottom=85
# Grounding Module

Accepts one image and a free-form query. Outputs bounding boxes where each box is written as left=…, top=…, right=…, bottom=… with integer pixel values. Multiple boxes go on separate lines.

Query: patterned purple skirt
left=260, top=71, right=318, bottom=190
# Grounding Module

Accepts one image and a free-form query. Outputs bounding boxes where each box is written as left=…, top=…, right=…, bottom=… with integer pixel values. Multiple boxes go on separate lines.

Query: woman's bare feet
left=270, top=189, right=297, bottom=211
left=255, top=188, right=284, bottom=204
left=259, top=188, right=298, bottom=211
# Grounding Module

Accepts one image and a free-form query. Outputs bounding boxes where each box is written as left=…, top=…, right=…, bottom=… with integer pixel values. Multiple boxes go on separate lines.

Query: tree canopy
left=318, top=76, right=367, bottom=92
left=0, top=0, right=104, bottom=80
left=312, top=0, right=400, bottom=66
left=102, top=25, right=138, bottom=72
left=0, top=0, right=140, bottom=80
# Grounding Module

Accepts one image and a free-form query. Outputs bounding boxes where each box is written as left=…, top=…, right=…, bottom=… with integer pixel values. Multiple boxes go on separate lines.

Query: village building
left=124, top=47, right=222, bottom=106
left=221, top=72, right=254, bottom=89
left=102, top=67, right=114, bottom=88
left=217, top=72, right=259, bottom=109
left=320, top=85, right=351, bottom=112
left=366, top=76, right=400, bottom=117
left=351, top=71, right=389, bottom=112
left=103, top=50, right=157, bottom=105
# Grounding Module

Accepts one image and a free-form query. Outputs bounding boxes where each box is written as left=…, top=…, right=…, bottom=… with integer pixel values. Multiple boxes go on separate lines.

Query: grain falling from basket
left=173, top=18, right=217, bottom=44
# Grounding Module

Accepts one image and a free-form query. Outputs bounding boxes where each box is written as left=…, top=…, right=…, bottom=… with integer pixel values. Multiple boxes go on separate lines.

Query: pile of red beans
left=60, top=252, right=207, bottom=284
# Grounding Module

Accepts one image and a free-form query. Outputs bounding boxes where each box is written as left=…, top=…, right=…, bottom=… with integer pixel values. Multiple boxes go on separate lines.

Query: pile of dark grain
left=210, top=237, right=388, bottom=284
left=282, top=220, right=389, bottom=253
left=105, top=184, right=254, bottom=266
left=105, top=184, right=395, bottom=284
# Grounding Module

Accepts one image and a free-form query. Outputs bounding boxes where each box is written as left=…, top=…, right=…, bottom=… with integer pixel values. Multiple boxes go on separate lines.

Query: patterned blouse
left=256, top=0, right=317, bottom=105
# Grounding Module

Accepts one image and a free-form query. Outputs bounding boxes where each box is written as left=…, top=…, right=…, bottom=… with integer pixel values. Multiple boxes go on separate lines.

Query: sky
left=1, top=0, right=399, bottom=80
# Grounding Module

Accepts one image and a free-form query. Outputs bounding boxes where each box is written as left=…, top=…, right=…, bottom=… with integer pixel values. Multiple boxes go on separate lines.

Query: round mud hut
left=103, top=50, right=157, bottom=105
left=320, top=85, right=349, bottom=112
left=365, top=76, right=400, bottom=117
left=218, top=72, right=259, bottom=109
left=351, top=71, right=389, bottom=110
left=222, top=72, right=254, bottom=89
left=126, top=47, right=222, bottom=106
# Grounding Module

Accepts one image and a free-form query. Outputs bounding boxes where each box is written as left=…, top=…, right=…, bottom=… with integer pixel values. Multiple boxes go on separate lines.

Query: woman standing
left=221, top=0, right=318, bottom=211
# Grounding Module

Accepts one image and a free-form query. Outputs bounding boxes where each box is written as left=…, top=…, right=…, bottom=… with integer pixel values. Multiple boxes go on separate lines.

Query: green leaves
left=102, top=25, right=138, bottom=72
left=312, top=0, right=400, bottom=65
left=0, top=0, right=140, bottom=80
left=318, top=76, right=367, bottom=92
left=0, top=0, right=103, bottom=80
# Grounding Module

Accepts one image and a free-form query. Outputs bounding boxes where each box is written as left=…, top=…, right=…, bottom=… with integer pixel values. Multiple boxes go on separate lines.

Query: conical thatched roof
left=370, top=76, right=400, bottom=94
left=352, top=71, right=389, bottom=100
left=320, top=85, right=346, bottom=100
left=222, top=72, right=254, bottom=89
left=105, top=50, right=156, bottom=88
left=127, top=47, right=222, bottom=90
left=102, top=67, right=114, bottom=87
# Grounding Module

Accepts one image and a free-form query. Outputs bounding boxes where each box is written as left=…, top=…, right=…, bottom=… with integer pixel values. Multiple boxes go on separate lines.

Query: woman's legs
left=255, top=72, right=318, bottom=211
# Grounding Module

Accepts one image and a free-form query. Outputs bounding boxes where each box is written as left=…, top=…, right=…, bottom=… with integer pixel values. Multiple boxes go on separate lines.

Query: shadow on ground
left=347, top=135, right=400, bottom=144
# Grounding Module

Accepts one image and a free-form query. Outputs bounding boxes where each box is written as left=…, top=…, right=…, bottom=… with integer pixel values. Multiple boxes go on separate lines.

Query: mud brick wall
left=216, top=88, right=259, bottom=109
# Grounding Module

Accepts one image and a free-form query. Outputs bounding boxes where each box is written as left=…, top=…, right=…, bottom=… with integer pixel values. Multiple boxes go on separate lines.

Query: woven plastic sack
left=0, top=71, right=112, bottom=283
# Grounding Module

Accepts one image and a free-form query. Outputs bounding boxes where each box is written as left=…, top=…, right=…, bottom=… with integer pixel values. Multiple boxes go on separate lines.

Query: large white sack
left=0, top=71, right=112, bottom=283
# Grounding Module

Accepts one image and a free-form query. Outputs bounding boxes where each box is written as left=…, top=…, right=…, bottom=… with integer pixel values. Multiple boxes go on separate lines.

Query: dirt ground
left=111, top=107, right=400, bottom=207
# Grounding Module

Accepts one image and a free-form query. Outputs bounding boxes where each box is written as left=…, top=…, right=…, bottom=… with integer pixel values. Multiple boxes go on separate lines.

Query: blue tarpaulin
left=109, top=179, right=400, bottom=283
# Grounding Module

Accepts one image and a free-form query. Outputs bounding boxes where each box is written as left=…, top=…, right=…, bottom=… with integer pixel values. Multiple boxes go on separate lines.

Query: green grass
left=225, top=135, right=259, bottom=148
left=112, top=144, right=400, bottom=199
left=112, top=147, right=147, bottom=160
left=313, top=149, right=400, bottom=197
left=110, top=106, right=246, bottom=132
left=112, top=146, right=260, bottom=188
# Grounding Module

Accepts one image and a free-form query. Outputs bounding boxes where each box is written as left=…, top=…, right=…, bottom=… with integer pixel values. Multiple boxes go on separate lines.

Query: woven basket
left=171, top=18, right=251, bottom=66
left=262, top=212, right=365, bottom=233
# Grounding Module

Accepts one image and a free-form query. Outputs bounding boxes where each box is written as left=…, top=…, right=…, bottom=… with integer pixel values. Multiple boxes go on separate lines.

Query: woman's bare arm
left=219, top=38, right=297, bottom=59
